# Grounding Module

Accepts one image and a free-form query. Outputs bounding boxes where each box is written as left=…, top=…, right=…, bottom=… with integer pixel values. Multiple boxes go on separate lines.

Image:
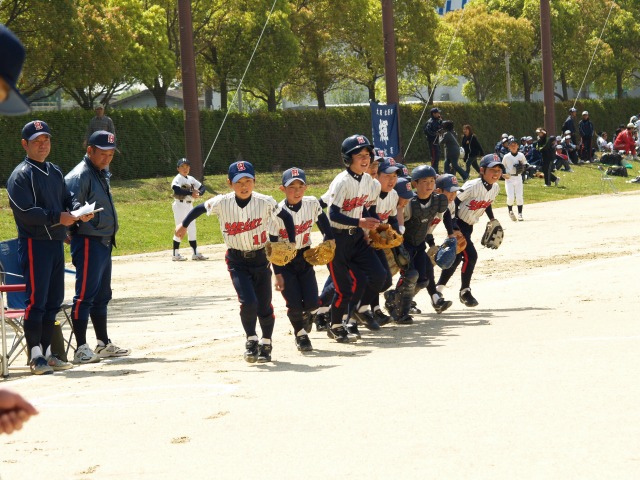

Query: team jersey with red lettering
left=365, top=179, right=382, bottom=209
left=269, top=196, right=323, bottom=249
left=204, top=192, right=276, bottom=251
left=375, top=188, right=398, bottom=224
left=456, top=178, right=499, bottom=225
left=327, top=171, right=378, bottom=229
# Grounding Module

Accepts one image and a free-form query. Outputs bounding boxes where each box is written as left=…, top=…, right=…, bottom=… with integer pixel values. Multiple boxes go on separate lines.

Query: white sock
left=297, top=329, right=307, bottom=337
left=247, top=335, right=259, bottom=341
left=358, top=305, right=369, bottom=313
left=45, top=345, right=52, bottom=357
left=432, top=293, right=441, bottom=303
left=316, top=306, right=330, bottom=314
left=436, top=284, right=445, bottom=293
left=260, top=338, right=271, bottom=345
left=460, top=288, right=471, bottom=294
left=31, top=346, right=43, bottom=359
left=97, top=339, right=106, bottom=347
left=373, top=306, right=382, bottom=312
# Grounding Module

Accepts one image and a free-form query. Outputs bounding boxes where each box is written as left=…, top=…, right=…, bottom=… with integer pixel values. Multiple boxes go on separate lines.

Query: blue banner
left=370, top=101, right=400, bottom=158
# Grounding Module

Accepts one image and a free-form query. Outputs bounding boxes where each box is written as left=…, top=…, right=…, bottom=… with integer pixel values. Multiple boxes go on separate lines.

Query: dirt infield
left=2, top=191, right=640, bottom=479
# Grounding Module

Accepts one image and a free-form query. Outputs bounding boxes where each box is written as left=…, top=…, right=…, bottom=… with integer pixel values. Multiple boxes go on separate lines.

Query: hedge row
left=2, top=98, right=639, bottom=184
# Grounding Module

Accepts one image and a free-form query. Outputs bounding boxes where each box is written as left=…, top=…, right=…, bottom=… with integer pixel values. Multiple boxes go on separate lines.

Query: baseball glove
left=480, top=219, right=504, bottom=249
left=392, top=244, right=410, bottom=270
left=427, top=244, right=439, bottom=266
left=369, top=224, right=403, bottom=249
left=303, top=239, right=336, bottom=266
left=435, top=237, right=457, bottom=269
left=515, top=162, right=527, bottom=175
left=453, top=230, right=467, bottom=254
left=265, top=241, right=297, bottom=266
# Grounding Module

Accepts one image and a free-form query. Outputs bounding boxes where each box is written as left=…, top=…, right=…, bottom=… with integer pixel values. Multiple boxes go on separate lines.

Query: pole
left=505, top=52, right=511, bottom=102
left=177, top=0, right=203, bottom=179
left=381, top=0, right=402, bottom=160
left=539, top=0, right=555, bottom=135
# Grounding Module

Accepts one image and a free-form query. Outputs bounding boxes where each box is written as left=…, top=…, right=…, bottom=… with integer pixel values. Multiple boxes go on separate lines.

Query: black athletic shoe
left=327, top=325, right=350, bottom=343
left=459, top=289, right=479, bottom=307
left=432, top=295, right=453, bottom=314
left=395, top=314, right=413, bottom=325
left=295, top=334, right=313, bottom=352
left=315, top=313, right=328, bottom=332
left=384, top=290, right=396, bottom=312
left=373, top=309, right=391, bottom=326
left=409, top=301, right=421, bottom=314
left=345, top=321, right=361, bottom=340
left=352, top=310, right=381, bottom=331
left=244, top=340, right=259, bottom=363
left=257, top=343, right=272, bottom=363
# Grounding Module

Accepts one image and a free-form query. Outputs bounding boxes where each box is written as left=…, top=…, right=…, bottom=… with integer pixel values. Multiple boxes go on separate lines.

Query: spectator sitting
left=597, top=132, right=612, bottom=152
left=555, top=140, right=573, bottom=172
left=495, top=135, right=509, bottom=158
left=561, top=134, right=579, bottom=165
left=613, top=123, right=637, bottom=157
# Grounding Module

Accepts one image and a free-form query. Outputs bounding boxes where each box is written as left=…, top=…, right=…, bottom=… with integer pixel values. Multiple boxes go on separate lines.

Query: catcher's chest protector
left=404, top=198, right=434, bottom=246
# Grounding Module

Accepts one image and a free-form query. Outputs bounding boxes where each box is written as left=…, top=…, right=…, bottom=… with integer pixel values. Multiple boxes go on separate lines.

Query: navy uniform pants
left=225, top=248, right=274, bottom=339
left=437, top=220, right=478, bottom=291
left=18, top=238, right=65, bottom=354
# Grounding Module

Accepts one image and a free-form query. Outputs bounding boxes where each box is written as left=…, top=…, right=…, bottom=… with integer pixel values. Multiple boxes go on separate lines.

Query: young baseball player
left=435, top=154, right=504, bottom=307
left=171, top=158, right=207, bottom=261
left=387, top=165, right=449, bottom=324
left=175, top=161, right=296, bottom=363
left=269, top=167, right=334, bottom=352
left=501, top=139, right=527, bottom=221
left=324, top=134, right=387, bottom=342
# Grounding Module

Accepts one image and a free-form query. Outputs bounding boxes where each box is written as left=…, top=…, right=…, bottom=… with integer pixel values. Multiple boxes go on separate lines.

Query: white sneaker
left=509, top=211, right=517, bottom=222
left=518, top=213, right=524, bottom=221
left=73, top=344, right=101, bottom=364
left=172, top=253, right=187, bottom=261
left=192, top=253, right=208, bottom=261
left=94, top=342, right=131, bottom=358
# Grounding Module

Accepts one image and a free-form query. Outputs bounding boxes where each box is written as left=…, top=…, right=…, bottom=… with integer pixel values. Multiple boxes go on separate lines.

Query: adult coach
left=7, top=120, right=89, bottom=374
left=84, top=104, right=115, bottom=148
left=0, top=24, right=30, bottom=115
left=578, top=111, right=594, bottom=163
left=65, top=130, right=130, bottom=364
left=423, top=107, right=443, bottom=173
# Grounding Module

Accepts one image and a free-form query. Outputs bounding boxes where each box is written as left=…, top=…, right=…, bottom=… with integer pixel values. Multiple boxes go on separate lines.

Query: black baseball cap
left=0, top=25, right=30, bottom=115
left=177, top=158, right=190, bottom=167
left=88, top=130, right=119, bottom=152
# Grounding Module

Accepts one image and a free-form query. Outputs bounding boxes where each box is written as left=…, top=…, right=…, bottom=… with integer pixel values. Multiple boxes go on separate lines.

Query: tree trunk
left=204, top=86, right=213, bottom=109
left=616, top=71, right=624, bottom=99
left=220, top=78, right=228, bottom=111
left=267, top=87, right=277, bottom=112
left=147, top=78, right=169, bottom=108
left=522, top=70, right=531, bottom=102
left=315, top=86, right=326, bottom=109
left=368, top=82, right=376, bottom=103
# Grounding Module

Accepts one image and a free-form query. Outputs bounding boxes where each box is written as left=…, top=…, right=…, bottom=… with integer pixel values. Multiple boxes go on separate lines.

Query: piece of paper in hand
left=70, top=201, right=97, bottom=217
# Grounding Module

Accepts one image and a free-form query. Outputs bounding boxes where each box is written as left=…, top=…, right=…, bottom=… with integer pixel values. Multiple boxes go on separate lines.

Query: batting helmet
left=435, top=237, right=457, bottom=269
left=341, top=134, right=373, bottom=167
left=410, top=165, right=437, bottom=181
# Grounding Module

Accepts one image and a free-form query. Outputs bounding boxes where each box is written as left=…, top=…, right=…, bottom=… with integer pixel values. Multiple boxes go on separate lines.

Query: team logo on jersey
left=468, top=199, right=492, bottom=211
left=34, top=120, right=43, bottom=130
left=279, top=220, right=312, bottom=240
left=224, top=218, right=262, bottom=235
left=237, top=162, right=246, bottom=171
left=378, top=211, right=391, bottom=222
left=430, top=217, right=441, bottom=227
left=342, top=195, right=368, bottom=212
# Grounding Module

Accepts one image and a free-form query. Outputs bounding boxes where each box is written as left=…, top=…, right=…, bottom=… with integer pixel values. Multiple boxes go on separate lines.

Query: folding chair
left=0, top=238, right=28, bottom=376
left=598, top=165, right=618, bottom=194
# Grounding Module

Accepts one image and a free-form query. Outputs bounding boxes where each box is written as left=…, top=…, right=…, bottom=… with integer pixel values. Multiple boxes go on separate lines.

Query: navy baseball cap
left=228, top=160, right=255, bottom=183
left=479, top=154, right=505, bottom=171
left=436, top=174, right=461, bottom=192
left=378, top=158, right=401, bottom=174
left=394, top=177, right=414, bottom=199
left=395, top=163, right=410, bottom=178
left=373, top=148, right=385, bottom=161
left=21, top=120, right=50, bottom=141
left=282, top=167, right=306, bottom=186
left=0, top=25, right=30, bottom=115
left=177, top=158, right=190, bottom=167
left=88, top=130, right=118, bottom=151
left=430, top=107, right=441, bottom=114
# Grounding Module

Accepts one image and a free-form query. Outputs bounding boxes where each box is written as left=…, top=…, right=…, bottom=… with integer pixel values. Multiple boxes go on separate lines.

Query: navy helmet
left=340, top=134, right=373, bottom=167
left=411, top=165, right=437, bottom=181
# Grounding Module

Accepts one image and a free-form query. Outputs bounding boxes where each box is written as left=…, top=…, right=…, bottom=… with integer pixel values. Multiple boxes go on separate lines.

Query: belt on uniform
left=332, top=227, right=360, bottom=236
left=177, top=200, right=192, bottom=203
left=228, top=248, right=265, bottom=258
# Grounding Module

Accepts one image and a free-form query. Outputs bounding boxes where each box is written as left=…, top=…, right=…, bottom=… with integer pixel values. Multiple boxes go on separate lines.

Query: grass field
left=1, top=160, right=639, bottom=257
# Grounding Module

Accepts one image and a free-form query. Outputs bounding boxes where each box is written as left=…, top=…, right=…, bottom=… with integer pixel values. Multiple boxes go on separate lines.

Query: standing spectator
left=461, top=124, right=484, bottom=176
left=7, top=120, right=93, bottom=374
left=613, top=123, right=637, bottom=157
left=535, top=127, right=559, bottom=187
left=561, top=107, right=578, bottom=144
left=441, top=120, right=468, bottom=180
left=65, top=130, right=131, bottom=364
left=578, top=111, right=594, bottom=162
left=423, top=107, right=443, bottom=173
left=84, top=104, right=115, bottom=148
